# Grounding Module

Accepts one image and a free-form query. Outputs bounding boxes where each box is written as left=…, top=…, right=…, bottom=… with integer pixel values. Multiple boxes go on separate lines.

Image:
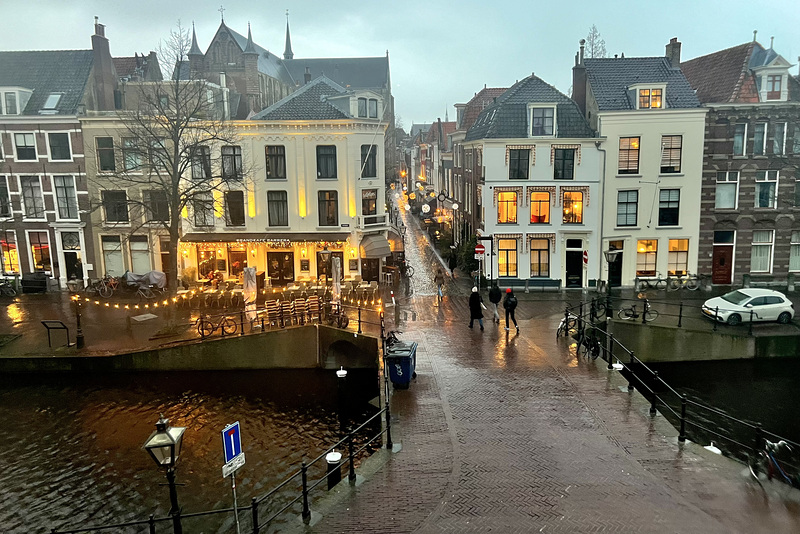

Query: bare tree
left=586, top=25, right=607, bottom=59
left=91, top=22, right=252, bottom=290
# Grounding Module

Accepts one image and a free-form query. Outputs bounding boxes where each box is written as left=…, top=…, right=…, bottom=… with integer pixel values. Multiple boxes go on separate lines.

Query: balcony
left=357, top=214, right=388, bottom=229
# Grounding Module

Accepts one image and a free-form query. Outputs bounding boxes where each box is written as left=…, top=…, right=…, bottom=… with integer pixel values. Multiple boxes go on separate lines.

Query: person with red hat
left=503, top=288, right=519, bottom=332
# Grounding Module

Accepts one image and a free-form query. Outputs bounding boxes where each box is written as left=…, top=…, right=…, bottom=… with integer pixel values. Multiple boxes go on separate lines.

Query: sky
left=3, top=0, right=799, bottom=130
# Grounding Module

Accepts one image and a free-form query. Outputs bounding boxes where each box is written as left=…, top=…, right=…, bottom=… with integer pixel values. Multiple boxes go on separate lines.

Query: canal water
left=0, top=369, right=380, bottom=533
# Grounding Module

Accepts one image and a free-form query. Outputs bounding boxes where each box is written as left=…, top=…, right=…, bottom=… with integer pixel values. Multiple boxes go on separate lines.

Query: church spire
left=283, top=9, right=294, bottom=60
left=243, top=23, right=257, bottom=54
left=189, top=22, right=202, bottom=56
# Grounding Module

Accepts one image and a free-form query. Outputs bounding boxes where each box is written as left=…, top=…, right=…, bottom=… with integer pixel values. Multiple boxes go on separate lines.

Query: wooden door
left=711, top=246, right=733, bottom=284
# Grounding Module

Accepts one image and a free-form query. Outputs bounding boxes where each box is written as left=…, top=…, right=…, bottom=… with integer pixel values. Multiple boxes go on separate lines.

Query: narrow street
left=305, top=206, right=800, bottom=533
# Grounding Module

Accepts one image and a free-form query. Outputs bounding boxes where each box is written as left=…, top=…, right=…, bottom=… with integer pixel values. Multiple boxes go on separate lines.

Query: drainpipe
left=594, top=139, right=607, bottom=290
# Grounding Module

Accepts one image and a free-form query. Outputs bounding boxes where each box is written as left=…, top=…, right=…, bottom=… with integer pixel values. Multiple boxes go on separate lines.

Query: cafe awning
left=181, top=232, right=350, bottom=243
left=387, top=228, right=404, bottom=252
left=360, top=234, right=392, bottom=259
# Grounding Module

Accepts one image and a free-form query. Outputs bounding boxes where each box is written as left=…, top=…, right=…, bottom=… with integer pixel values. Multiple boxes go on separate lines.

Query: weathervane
left=219, top=5, right=225, bottom=21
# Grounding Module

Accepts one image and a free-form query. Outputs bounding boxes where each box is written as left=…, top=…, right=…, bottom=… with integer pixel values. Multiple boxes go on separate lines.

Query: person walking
left=503, top=288, right=519, bottom=332
left=468, top=286, right=484, bottom=330
left=434, top=269, right=445, bottom=302
left=488, top=283, right=502, bottom=324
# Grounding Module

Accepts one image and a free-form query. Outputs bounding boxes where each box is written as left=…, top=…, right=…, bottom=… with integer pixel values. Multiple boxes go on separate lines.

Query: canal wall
left=0, top=325, right=379, bottom=373
left=610, top=320, right=800, bottom=363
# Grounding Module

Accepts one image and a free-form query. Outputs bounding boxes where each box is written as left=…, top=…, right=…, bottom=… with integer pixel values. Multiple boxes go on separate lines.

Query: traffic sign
left=222, top=421, right=246, bottom=478
left=475, top=244, right=485, bottom=255
left=583, top=250, right=589, bottom=265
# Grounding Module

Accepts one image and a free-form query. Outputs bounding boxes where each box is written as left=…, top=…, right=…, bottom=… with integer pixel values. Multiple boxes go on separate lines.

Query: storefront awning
left=360, top=234, right=392, bottom=259
left=387, top=228, right=404, bottom=252
left=181, top=232, right=350, bottom=243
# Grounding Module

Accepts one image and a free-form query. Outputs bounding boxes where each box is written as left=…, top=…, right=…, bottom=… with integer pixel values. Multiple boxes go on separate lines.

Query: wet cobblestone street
left=303, top=208, right=800, bottom=533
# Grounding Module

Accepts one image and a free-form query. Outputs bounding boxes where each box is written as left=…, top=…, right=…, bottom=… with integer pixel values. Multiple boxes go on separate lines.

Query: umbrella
left=243, top=267, right=257, bottom=321
left=332, top=256, right=341, bottom=304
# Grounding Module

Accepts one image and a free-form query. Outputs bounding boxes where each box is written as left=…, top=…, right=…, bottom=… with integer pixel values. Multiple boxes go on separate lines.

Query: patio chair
left=306, top=295, right=321, bottom=323
left=293, top=298, right=307, bottom=325
left=280, top=301, right=293, bottom=327
left=266, top=299, right=281, bottom=327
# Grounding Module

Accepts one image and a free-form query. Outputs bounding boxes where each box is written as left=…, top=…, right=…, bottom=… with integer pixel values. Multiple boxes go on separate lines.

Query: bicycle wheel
left=644, top=309, right=659, bottom=322
left=687, top=278, right=699, bottom=290
left=2, top=286, right=17, bottom=297
left=338, top=314, right=350, bottom=328
left=653, top=279, right=667, bottom=290
left=556, top=323, right=566, bottom=338
left=85, top=284, right=97, bottom=296
left=668, top=278, right=681, bottom=291
left=138, top=287, right=155, bottom=300
left=594, top=302, right=607, bottom=317
left=617, top=308, right=634, bottom=320
left=98, top=282, right=112, bottom=298
left=405, top=266, right=415, bottom=278
left=198, top=320, right=215, bottom=337
left=221, top=318, right=238, bottom=336
left=749, top=451, right=770, bottom=483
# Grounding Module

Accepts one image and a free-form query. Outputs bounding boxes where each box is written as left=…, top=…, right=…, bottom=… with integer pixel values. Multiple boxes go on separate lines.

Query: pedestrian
left=434, top=269, right=445, bottom=301
left=488, top=283, right=502, bottom=324
left=503, top=288, right=519, bottom=332
left=468, top=286, right=484, bottom=331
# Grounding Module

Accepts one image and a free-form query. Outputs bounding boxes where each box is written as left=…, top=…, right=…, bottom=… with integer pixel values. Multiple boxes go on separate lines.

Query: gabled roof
left=425, top=121, right=456, bottom=150
left=459, top=87, right=507, bottom=131
left=682, top=41, right=798, bottom=104
left=113, top=53, right=162, bottom=82
left=410, top=123, right=431, bottom=138
left=283, top=57, right=389, bottom=91
left=584, top=56, right=701, bottom=110
left=0, top=50, right=94, bottom=115
left=251, top=76, right=351, bottom=120
left=465, top=74, right=594, bottom=141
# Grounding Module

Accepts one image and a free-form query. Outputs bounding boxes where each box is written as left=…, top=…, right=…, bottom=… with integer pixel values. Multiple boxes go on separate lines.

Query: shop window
left=497, top=238, right=517, bottom=277
left=29, top=231, right=51, bottom=272
left=1, top=231, right=19, bottom=274
left=636, top=239, right=657, bottom=277
left=667, top=239, right=688, bottom=276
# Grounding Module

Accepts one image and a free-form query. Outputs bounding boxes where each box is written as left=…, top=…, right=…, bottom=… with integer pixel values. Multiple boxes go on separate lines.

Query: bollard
left=713, top=306, right=718, bottom=332
left=678, top=394, right=687, bottom=443
left=385, top=401, right=393, bottom=449
left=251, top=498, right=260, bottom=534
left=148, top=514, right=156, bottom=534
left=607, top=334, right=615, bottom=370
left=628, top=351, right=635, bottom=392
left=606, top=293, right=612, bottom=319
left=325, top=450, right=343, bottom=490
left=301, top=461, right=311, bottom=523
left=240, top=311, right=245, bottom=335
left=649, top=372, right=659, bottom=416
left=749, top=310, right=754, bottom=336
left=391, top=290, right=396, bottom=306
left=578, top=303, right=584, bottom=337
left=348, top=432, right=357, bottom=483
left=358, top=306, right=362, bottom=334
left=678, top=302, right=683, bottom=328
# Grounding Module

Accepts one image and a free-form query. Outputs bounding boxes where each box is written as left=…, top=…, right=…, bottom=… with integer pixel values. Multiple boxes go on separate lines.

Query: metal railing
left=560, top=296, right=800, bottom=470
left=50, top=408, right=392, bottom=534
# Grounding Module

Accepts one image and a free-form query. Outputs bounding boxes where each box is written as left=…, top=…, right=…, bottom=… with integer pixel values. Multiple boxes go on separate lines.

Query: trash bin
left=21, top=272, right=49, bottom=293
left=386, top=341, right=417, bottom=389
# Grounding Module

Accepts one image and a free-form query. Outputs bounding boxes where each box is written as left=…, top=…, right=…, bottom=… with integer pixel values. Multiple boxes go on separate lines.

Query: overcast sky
left=4, top=1, right=799, bottom=130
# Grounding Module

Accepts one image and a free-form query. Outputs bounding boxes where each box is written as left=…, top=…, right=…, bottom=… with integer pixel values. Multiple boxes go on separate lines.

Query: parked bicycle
left=749, top=438, right=800, bottom=488
left=668, top=271, right=699, bottom=291
left=0, top=279, right=16, bottom=297
left=617, top=297, right=659, bottom=322
left=85, top=274, right=118, bottom=298
left=324, top=301, right=350, bottom=329
left=556, top=312, right=579, bottom=338
left=196, top=313, right=238, bottom=337
left=398, top=260, right=414, bottom=278
left=578, top=327, right=602, bottom=360
left=640, top=271, right=668, bottom=291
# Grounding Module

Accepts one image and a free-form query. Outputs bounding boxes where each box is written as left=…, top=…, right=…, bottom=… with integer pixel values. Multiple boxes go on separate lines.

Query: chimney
left=304, top=66, right=311, bottom=84
left=665, top=37, right=681, bottom=67
left=572, top=39, right=587, bottom=116
left=91, top=17, right=116, bottom=111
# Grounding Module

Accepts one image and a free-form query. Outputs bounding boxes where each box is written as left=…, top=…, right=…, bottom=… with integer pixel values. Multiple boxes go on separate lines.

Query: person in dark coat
left=503, top=288, right=519, bottom=332
left=488, top=283, right=502, bottom=324
left=468, top=286, right=484, bottom=330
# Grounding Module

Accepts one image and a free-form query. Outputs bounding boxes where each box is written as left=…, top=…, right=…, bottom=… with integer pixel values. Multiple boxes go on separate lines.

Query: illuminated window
left=638, top=88, right=662, bottom=109
left=498, top=238, right=517, bottom=277
left=497, top=191, right=517, bottom=224
left=29, top=231, right=51, bottom=272
left=618, top=137, right=640, bottom=174
left=530, top=192, right=550, bottom=223
left=1, top=231, right=19, bottom=274
left=362, top=189, right=377, bottom=224
left=562, top=191, right=583, bottom=224
left=636, top=239, right=657, bottom=276
left=668, top=239, right=689, bottom=275
left=530, top=239, right=550, bottom=277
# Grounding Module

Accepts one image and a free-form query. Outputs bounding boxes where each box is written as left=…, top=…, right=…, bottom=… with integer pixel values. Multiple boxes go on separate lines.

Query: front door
left=565, top=251, right=583, bottom=288
left=267, top=252, right=294, bottom=286
left=608, top=251, right=623, bottom=287
left=361, top=258, right=380, bottom=282
left=712, top=246, right=733, bottom=284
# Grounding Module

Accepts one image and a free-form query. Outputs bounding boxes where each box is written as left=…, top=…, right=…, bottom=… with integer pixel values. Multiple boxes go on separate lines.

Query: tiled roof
left=0, top=50, right=94, bottom=115
left=410, top=123, right=431, bottom=138
left=465, top=74, right=594, bottom=142
left=425, top=121, right=456, bottom=149
left=584, top=57, right=701, bottom=110
left=251, top=76, right=350, bottom=120
left=283, top=57, right=390, bottom=91
left=225, top=25, right=294, bottom=84
left=680, top=43, right=755, bottom=103
left=460, top=87, right=507, bottom=131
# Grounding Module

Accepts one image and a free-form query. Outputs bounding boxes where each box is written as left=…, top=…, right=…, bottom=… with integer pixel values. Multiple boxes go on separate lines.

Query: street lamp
left=143, top=414, right=186, bottom=534
left=319, top=246, right=332, bottom=284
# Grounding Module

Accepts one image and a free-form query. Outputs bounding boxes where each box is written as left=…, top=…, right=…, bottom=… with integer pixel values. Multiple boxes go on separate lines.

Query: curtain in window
left=267, top=191, right=288, bottom=226
left=715, top=183, right=736, bottom=209
left=751, top=245, right=771, bottom=272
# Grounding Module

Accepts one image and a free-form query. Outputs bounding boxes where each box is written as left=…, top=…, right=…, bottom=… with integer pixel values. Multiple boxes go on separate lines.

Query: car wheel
left=726, top=314, right=742, bottom=326
left=778, top=312, right=792, bottom=325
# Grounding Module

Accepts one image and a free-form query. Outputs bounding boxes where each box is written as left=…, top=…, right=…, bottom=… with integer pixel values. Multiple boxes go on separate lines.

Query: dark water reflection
left=0, top=370, right=379, bottom=533
left=649, top=358, right=800, bottom=455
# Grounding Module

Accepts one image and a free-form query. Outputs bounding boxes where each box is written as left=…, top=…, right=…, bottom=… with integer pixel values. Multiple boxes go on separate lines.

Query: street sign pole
left=222, top=422, right=245, bottom=534
left=230, top=472, right=241, bottom=534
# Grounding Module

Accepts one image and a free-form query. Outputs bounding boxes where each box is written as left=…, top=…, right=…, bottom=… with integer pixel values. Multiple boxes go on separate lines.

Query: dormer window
left=529, top=106, right=555, bottom=137
left=639, top=89, right=662, bottom=109
left=766, top=75, right=782, bottom=100
left=43, top=93, right=62, bottom=110
left=357, top=97, right=379, bottom=118
left=3, top=92, right=17, bottom=115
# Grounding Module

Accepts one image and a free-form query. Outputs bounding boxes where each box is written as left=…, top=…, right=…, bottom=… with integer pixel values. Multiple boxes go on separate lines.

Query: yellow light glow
left=181, top=205, right=188, bottom=219
left=247, top=190, right=256, bottom=218
left=213, top=190, right=224, bottom=218
left=349, top=194, right=357, bottom=218
left=298, top=193, right=307, bottom=218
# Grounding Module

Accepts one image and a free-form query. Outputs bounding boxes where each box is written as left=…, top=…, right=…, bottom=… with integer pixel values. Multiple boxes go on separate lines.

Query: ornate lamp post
left=143, top=414, right=187, bottom=534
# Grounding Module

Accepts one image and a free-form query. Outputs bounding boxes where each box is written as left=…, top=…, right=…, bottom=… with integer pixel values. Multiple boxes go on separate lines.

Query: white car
left=702, top=288, right=794, bottom=326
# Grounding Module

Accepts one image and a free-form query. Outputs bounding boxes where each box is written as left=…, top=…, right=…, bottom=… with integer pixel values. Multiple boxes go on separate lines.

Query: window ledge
left=316, top=177, right=338, bottom=181
left=658, top=173, right=684, bottom=178
left=103, top=222, right=132, bottom=227
left=616, top=174, right=642, bottom=179
left=497, top=222, right=520, bottom=226
left=655, top=226, right=682, bottom=229
left=265, top=178, right=288, bottom=181
left=615, top=226, right=641, bottom=230
left=268, top=225, right=291, bottom=229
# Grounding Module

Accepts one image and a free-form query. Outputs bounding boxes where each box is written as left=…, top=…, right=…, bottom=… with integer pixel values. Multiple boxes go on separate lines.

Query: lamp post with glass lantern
left=143, top=414, right=186, bottom=534
left=603, top=248, right=621, bottom=315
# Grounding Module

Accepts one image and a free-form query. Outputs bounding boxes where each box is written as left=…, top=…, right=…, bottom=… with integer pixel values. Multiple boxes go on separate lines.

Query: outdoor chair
left=280, top=301, right=293, bottom=327
left=266, top=299, right=281, bottom=327
left=292, top=298, right=307, bottom=325
left=306, top=295, right=321, bottom=323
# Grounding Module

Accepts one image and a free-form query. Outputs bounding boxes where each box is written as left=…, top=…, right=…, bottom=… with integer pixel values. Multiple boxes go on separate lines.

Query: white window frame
left=750, top=229, right=774, bottom=273
left=733, top=123, right=747, bottom=156
left=790, top=231, right=800, bottom=272
left=755, top=170, right=778, bottom=209
left=1, top=229, right=20, bottom=275
left=20, top=175, right=46, bottom=220
left=101, top=189, right=131, bottom=226
left=527, top=104, right=557, bottom=137
left=13, top=132, right=37, bottom=161
left=47, top=131, right=74, bottom=162
left=632, top=83, right=667, bottom=110
left=25, top=228, right=53, bottom=274
left=0, top=175, right=11, bottom=219
left=773, top=122, right=787, bottom=155
left=715, top=171, right=739, bottom=209
left=53, top=175, right=79, bottom=221
left=753, top=123, right=767, bottom=155
left=667, top=239, right=689, bottom=276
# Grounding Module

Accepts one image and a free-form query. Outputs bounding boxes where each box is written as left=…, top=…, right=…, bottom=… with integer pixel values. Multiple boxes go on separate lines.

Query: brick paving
left=300, top=210, right=800, bottom=533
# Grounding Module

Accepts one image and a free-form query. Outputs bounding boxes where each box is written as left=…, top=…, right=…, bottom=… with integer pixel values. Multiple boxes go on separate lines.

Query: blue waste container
left=386, top=341, right=417, bottom=389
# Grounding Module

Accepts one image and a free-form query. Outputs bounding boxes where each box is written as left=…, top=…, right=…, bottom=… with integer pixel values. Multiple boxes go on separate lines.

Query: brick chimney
left=91, top=17, right=116, bottom=111
left=666, top=37, right=681, bottom=67
left=572, top=39, right=587, bottom=116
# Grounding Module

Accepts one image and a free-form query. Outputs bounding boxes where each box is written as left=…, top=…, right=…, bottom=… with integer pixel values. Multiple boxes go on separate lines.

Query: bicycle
left=0, top=279, right=16, bottom=297
left=196, top=313, right=238, bottom=337
left=749, top=438, right=800, bottom=488
left=399, top=261, right=414, bottom=278
left=85, top=275, right=115, bottom=298
left=556, top=311, right=579, bottom=338
left=617, top=298, right=659, bottom=322
left=135, top=284, right=156, bottom=300
left=668, top=272, right=699, bottom=291
left=324, top=301, right=350, bottom=329
left=640, top=272, right=668, bottom=291
left=578, top=327, right=602, bottom=360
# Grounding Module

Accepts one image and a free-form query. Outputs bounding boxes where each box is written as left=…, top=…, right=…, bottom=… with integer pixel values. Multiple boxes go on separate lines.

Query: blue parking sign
left=222, top=421, right=243, bottom=464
